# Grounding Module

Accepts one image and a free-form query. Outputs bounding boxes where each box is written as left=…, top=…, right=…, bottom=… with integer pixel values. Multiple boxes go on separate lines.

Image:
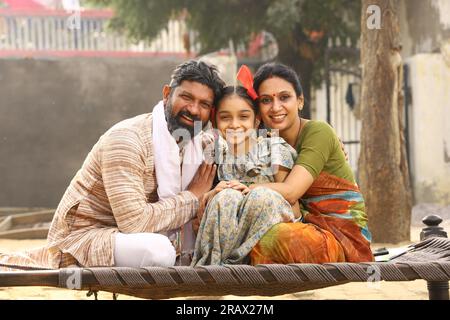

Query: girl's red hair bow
left=237, top=65, right=258, bottom=100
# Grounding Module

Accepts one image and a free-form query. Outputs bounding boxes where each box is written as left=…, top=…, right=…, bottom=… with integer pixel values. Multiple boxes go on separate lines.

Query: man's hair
left=169, top=60, right=225, bottom=103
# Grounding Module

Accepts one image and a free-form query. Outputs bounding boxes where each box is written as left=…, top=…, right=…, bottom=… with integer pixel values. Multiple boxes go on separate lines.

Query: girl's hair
left=216, top=85, right=258, bottom=114
left=253, top=63, right=303, bottom=97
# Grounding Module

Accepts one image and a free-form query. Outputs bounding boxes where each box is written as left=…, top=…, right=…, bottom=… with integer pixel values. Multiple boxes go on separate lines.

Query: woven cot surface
left=1, top=237, right=450, bottom=299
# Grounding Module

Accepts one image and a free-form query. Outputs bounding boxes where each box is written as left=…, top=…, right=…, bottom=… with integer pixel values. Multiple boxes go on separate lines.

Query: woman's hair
left=253, top=63, right=303, bottom=97
left=216, top=85, right=258, bottom=114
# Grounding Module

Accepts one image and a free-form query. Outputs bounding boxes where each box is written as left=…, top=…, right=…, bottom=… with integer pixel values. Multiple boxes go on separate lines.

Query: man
left=0, top=60, right=224, bottom=270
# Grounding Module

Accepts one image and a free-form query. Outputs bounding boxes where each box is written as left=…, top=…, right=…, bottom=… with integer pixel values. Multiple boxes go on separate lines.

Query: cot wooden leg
left=421, top=215, right=449, bottom=300
left=427, top=281, right=449, bottom=300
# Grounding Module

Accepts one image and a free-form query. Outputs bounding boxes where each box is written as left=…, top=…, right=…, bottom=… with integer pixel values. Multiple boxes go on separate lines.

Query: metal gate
left=324, top=39, right=362, bottom=176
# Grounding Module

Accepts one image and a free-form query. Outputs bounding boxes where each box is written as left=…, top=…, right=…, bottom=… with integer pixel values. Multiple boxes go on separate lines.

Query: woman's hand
left=338, top=138, right=349, bottom=161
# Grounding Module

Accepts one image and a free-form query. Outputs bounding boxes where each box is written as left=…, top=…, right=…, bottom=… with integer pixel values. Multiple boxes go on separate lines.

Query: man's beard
left=164, top=100, right=206, bottom=146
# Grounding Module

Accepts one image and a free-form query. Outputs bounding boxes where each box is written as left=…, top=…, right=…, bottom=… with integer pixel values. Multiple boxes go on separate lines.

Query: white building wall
left=407, top=53, right=450, bottom=205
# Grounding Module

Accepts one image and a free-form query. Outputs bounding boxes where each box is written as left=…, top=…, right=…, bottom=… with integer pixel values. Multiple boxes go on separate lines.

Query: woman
left=248, top=63, right=374, bottom=264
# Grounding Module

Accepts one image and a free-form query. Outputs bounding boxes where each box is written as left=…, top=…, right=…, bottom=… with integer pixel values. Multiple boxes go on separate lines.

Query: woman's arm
left=251, top=165, right=314, bottom=205
left=254, top=121, right=339, bottom=205
left=273, top=166, right=302, bottom=218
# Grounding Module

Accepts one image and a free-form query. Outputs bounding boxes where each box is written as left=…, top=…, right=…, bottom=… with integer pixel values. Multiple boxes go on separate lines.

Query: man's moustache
left=177, top=110, right=201, bottom=123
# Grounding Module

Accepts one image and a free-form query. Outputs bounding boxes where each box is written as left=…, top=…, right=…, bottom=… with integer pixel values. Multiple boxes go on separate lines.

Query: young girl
left=191, top=67, right=300, bottom=266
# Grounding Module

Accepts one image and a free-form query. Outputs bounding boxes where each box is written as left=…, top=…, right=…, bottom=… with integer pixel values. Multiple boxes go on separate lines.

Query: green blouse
left=295, top=120, right=356, bottom=182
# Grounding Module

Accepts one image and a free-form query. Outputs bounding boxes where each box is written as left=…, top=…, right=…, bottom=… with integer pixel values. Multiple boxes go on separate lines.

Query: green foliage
left=87, top=0, right=360, bottom=52
left=86, top=0, right=361, bottom=105
left=184, top=0, right=269, bottom=53
left=85, top=0, right=185, bottom=42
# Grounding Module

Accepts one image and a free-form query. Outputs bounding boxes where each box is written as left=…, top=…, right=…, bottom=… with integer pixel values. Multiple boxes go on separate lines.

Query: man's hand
left=195, top=181, right=227, bottom=229
left=196, top=190, right=215, bottom=223
left=187, top=162, right=216, bottom=200
left=197, top=181, right=231, bottom=218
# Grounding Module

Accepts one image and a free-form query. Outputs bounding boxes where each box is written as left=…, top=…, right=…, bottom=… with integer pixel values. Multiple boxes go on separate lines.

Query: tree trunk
left=359, top=0, right=412, bottom=243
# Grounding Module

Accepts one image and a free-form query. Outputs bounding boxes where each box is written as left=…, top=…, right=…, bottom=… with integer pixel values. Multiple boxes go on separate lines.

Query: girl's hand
left=198, top=181, right=250, bottom=222
left=227, top=180, right=250, bottom=194
left=214, top=181, right=229, bottom=193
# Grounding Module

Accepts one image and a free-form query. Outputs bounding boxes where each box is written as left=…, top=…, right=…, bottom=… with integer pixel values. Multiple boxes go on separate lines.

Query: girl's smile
left=216, top=94, right=259, bottom=155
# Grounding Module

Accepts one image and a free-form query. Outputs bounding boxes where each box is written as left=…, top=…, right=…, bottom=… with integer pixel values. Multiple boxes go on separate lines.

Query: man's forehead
left=175, top=80, right=214, bottom=101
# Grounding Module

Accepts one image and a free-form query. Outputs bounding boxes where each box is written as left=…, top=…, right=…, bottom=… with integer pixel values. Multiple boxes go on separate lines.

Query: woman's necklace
left=293, top=118, right=304, bottom=148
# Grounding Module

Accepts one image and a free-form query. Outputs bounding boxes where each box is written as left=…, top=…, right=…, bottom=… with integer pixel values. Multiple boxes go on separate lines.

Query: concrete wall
left=406, top=53, right=450, bottom=205
left=0, top=57, right=183, bottom=207
left=399, top=0, right=450, bottom=205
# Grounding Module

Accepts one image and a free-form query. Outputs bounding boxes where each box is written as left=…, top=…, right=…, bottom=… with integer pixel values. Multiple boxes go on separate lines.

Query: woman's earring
left=298, top=105, right=303, bottom=117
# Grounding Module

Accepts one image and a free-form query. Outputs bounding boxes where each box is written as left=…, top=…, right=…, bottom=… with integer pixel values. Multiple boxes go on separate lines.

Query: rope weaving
left=171, top=266, right=206, bottom=285
left=53, top=261, right=450, bottom=297
left=142, top=267, right=178, bottom=286
left=115, top=268, right=148, bottom=288
left=288, top=263, right=336, bottom=282
left=1, top=236, right=449, bottom=299
left=198, top=265, right=239, bottom=285
left=365, top=263, right=409, bottom=281
left=260, top=264, right=303, bottom=283
left=225, top=265, right=267, bottom=285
